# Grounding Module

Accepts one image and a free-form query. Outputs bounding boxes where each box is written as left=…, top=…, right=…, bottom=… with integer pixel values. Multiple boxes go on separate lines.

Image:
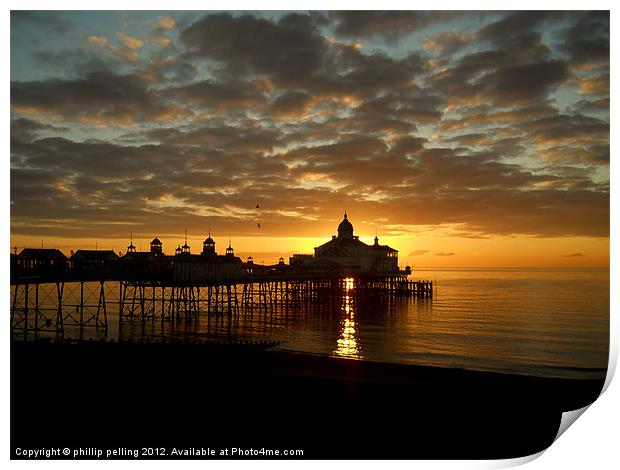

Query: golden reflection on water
left=334, top=278, right=363, bottom=358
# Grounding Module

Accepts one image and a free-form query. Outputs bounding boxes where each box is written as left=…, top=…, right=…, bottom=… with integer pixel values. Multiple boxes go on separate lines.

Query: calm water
left=12, top=268, right=609, bottom=379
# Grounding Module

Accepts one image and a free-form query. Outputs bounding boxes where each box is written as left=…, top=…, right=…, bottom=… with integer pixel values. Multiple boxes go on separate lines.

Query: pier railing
left=10, top=274, right=432, bottom=338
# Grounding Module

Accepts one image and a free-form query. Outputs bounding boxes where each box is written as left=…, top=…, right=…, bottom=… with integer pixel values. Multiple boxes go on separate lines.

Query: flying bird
left=256, top=204, right=260, bottom=209
left=257, top=223, right=261, bottom=228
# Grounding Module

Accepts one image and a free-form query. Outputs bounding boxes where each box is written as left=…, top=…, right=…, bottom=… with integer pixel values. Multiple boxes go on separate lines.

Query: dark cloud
left=408, top=250, right=429, bottom=256
left=166, top=79, right=267, bottom=112
left=521, top=113, right=609, bottom=146
left=145, top=124, right=282, bottom=154
left=11, top=71, right=183, bottom=124
left=355, top=93, right=443, bottom=125
left=430, top=27, right=567, bottom=107
left=476, top=60, right=569, bottom=105
left=557, top=11, right=609, bottom=64
left=540, top=144, right=609, bottom=167
left=477, top=11, right=561, bottom=47
left=11, top=11, right=73, bottom=34
left=423, top=31, right=471, bottom=55
left=180, top=12, right=426, bottom=102
left=11, top=118, right=69, bottom=147
left=181, top=13, right=326, bottom=85
left=570, top=97, right=610, bottom=115
left=438, top=105, right=556, bottom=132
left=561, top=253, right=584, bottom=258
left=270, top=91, right=315, bottom=117
left=434, top=252, right=456, bottom=257
left=328, top=11, right=449, bottom=43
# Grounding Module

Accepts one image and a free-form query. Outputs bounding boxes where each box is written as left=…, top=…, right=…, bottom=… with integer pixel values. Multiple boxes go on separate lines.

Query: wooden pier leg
left=160, top=285, right=165, bottom=321
left=197, top=287, right=201, bottom=317
left=151, top=285, right=156, bottom=323
left=207, top=285, right=212, bottom=317
left=140, top=285, right=146, bottom=321
left=129, top=284, right=137, bottom=319
left=263, top=282, right=268, bottom=311
left=34, top=283, right=39, bottom=337
left=23, top=283, right=29, bottom=340
left=79, top=281, right=85, bottom=328
left=10, top=283, right=19, bottom=330
left=56, top=282, right=64, bottom=334
left=250, top=283, right=254, bottom=314
left=118, top=281, right=122, bottom=321
left=102, top=282, right=108, bottom=329
left=234, top=284, right=239, bottom=315
left=96, top=281, right=103, bottom=327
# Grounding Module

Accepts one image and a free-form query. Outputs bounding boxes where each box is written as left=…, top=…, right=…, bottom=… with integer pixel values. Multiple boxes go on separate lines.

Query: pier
left=10, top=274, right=432, bottom=337
left=10, top=213, right=433, bottom=337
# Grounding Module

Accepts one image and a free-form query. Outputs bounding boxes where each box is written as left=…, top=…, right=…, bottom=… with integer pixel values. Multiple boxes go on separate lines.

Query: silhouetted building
left=127, top=234, right=136, bottom=253
left=174, top=235, right=244, bottom=282
left=246, top=256, right=254, bottom=274
left=305, top=213, right=400, bottom=275
left=289, top=254, right=313, bottom=266
left=202, top=231, right=216, bottom=256
left=122, top=236, right=172, bottom=280
left=15, top=248, right=68, bottom=275
left=122, top=251, right=157, bottom=276
left=70, top=250, right=119, bottom=275
left=150, top=237, right=163, bottom=255
left=225, top=239, right=234, bottom=258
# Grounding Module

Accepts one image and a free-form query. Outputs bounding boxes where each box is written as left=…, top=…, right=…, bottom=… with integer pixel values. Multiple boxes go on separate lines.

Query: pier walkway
left=10, top=272, right=432, bottom=337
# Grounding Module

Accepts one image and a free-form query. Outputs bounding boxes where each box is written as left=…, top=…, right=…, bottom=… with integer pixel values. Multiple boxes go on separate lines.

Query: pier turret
left=150, top=236, right=162, bottom=255
left=127, top=233, right=136, bottom=253
left=202, top=229, right=216, bottom=255
left=181, top=230, right=190, bottom=254
left=337, top=212, right=354, bottom=239
left=226, top=237, right=234, bottom=258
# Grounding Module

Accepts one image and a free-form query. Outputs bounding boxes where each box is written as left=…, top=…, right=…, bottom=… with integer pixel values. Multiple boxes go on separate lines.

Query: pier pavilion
left=291, top=212, right=406, bottom=276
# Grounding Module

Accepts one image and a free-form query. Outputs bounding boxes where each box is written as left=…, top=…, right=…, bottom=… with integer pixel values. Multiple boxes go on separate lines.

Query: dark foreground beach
left=11, top=339, right=605, bottom=460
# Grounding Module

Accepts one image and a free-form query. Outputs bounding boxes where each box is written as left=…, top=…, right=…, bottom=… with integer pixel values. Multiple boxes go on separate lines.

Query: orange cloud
left=158, top=16, right=176, bottom=30
left=116, top=32, right=144, bottom=50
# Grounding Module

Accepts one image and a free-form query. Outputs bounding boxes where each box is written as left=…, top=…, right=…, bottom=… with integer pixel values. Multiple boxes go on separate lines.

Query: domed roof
left=338, top=213, right=353, bottom=229
left=204, top=236, right=214, bottom=244
left=151, top=237, right=162, bottom=245
left=337, top=212, right=354, bottom=238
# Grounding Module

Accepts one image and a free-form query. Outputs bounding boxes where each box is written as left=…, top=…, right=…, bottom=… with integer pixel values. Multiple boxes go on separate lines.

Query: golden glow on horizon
left=10, top=233, right=610, bottom=268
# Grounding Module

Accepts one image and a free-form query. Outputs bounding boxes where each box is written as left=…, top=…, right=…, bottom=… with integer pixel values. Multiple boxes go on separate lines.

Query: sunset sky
left=9, top=10, right=609, bottom=267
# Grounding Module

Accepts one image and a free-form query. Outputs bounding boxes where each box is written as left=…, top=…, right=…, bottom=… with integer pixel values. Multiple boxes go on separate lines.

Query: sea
left=11, top=267, right=609, bottom=380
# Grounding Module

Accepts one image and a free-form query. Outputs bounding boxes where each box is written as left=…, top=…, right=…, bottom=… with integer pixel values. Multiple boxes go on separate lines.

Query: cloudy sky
left=10, top=10, right=609, bottom=266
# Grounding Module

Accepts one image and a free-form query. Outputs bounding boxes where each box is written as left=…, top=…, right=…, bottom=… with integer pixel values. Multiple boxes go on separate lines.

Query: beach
left=11, top=339, right=605, bottom=459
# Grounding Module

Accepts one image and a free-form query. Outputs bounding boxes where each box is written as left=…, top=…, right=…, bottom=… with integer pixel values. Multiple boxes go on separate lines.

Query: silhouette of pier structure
left=10, top=275, right=432, bottom=337
left=10, top=214, right=433, bottom=337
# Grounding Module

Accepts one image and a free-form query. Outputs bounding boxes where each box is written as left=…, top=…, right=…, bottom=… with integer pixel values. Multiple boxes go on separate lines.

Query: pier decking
left=10, top=273, right=432, bottom=337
